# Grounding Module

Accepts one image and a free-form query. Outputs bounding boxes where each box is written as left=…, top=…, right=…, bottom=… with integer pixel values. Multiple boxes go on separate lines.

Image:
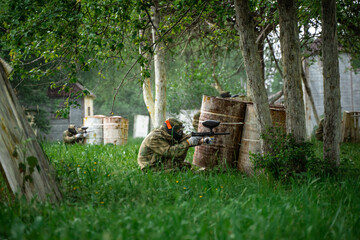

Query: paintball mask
left=164, top=118, right=184, bottom=141
left=68, top=125, right=77, bottom=134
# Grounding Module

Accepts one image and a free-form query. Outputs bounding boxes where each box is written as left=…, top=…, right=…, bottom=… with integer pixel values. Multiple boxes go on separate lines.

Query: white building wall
left=304, top=53, right=360, bottom=138
left=133, top=115, right=149, bottom=138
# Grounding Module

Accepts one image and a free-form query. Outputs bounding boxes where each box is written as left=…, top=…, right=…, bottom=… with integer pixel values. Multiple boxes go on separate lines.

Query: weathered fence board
left=341, top=111, right=360, bottom=143
left=0, top=61, right=62, bottom=202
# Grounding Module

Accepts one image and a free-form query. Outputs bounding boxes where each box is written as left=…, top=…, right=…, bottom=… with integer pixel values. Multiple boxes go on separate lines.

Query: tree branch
left=110, top=1, right=198, bottom=113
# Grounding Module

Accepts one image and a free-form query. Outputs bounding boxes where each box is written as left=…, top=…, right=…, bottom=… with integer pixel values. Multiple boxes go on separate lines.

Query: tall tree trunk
left=152, top=0, right=167, bottom=128
left=257, top=40, right=265, bottom=83
left=322, top=0, right=341, bottom=167
left=142, top=77, right=156, bottom=129
left=278, top=0, right=306, bottom=142
left=139, top=24, right=155, bottom=129
left=234, top=0, right=272, bottom=153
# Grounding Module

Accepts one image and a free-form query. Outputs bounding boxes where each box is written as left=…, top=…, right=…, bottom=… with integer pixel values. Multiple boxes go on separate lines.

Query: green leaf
left=24, top=175, right=33, bottom=183
left=70, top=77, right=77, bottom=84
left=12, top=149, right=18, bottom=158
left=27, top=156, right=38, bottom=169
left=19, top=162, right=26, bottom=174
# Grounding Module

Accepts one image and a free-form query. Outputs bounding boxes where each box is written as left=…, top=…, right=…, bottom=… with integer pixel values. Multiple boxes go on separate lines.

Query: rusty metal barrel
left=192, top=95, right=247, bottom=169
left=103, top=116, right=129, bottom=145
left=237, top=103, right=286, bottom=174
left=83, top=115, right=105, bottom=145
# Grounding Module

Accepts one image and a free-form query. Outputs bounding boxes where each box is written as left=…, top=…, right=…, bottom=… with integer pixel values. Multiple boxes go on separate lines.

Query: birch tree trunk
left=278, top=0, right=306, bottom=142
left=152, top=0, right=167, bottom=128
left=142, top=77, right=155, bottom=129
left=234, top=0, right=272, bottom=153
left=139, top=25, right=155, bottom=129
left=322, top=0, right=341, bottom=167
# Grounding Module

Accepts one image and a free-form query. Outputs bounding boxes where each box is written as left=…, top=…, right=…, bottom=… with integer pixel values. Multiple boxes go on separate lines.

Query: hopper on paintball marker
left=191, top=120, right=230, bottom=137
left=81, top=126, right=89, bottom=133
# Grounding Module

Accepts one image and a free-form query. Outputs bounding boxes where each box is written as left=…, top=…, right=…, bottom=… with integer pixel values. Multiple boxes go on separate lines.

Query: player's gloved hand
left=83, top=133, right=88, bottom=138
left=75, top=133, right=83, bottom=138
left=187, top=136, right=202, bottom=146
left=204, top=136, right=214, bottom=144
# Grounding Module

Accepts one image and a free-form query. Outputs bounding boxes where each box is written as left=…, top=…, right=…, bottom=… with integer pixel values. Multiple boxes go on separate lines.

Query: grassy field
left=1, top=139, right=360, bottom=240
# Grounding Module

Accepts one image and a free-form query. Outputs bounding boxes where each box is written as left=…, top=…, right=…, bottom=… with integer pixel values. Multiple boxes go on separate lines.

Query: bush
left=250, top=127, right=327, bottom=182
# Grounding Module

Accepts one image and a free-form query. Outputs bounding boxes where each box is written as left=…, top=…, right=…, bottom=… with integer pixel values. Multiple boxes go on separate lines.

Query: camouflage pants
left=144, top=152, right=192, bottom=172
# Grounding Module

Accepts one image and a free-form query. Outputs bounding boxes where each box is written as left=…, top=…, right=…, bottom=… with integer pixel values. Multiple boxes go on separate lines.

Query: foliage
left=250, top=127, right=330, bottom=182
left=0, top=139, right=359, bottom=239
left=166, top=48, right=246, bottom=114
left=1, top=0, right=249, bottom=134
left=0, top=0, right=136, bottom=80
left=1, top=0, right=360, bottom=140
left=336, top=0, right=360, bottom=59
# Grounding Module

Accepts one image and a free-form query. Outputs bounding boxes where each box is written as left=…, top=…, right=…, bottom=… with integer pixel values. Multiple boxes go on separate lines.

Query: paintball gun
left=191, top=120, right=230, bottom=144
left=75, top=126, right=89, bottom=139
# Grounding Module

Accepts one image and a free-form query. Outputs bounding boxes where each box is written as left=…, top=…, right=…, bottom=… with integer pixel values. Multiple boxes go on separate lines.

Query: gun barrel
left=213, top=132, right=230, bottom=135
left=191, top=132, right=230, bottom=137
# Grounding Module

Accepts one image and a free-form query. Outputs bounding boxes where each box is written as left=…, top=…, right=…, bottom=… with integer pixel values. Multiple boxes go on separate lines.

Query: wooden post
left=341, top=111, right=360, bottom=143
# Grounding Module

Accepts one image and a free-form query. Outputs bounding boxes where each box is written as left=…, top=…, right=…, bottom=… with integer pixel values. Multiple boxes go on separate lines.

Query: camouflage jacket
left=137, top=126, right=191, bottom=170
left=63, top=130, right=77, bottom=144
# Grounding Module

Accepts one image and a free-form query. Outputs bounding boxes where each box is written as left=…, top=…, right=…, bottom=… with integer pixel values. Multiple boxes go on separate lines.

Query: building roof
left=47, top=83, right=96, bottom=98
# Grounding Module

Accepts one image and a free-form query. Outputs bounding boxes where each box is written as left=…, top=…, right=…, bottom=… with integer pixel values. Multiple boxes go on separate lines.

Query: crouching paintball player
left=137, top=118, right=212, bottom=171
left=63, top=124, right=88, bottom=144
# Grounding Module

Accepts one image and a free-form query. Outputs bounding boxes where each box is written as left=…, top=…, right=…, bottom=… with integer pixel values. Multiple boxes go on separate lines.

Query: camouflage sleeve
left=180, top=133, right=191, bottom=142
left=148, top=135, right=190, bottom=159
left=63, top=131, right=76, bottom=143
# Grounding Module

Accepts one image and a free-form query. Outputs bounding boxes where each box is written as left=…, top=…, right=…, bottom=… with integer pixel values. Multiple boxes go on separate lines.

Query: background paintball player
left=63, top=124, right=87, bottom=144
left=137, top=118, right=212, bottom=171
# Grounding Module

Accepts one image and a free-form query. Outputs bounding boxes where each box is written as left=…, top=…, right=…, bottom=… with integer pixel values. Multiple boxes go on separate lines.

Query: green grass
left=1, top=139, right=360, bottom=240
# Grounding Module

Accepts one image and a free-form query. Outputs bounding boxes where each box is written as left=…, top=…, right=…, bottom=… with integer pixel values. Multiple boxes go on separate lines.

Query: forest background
left=0, top=0, right=251, bottom=136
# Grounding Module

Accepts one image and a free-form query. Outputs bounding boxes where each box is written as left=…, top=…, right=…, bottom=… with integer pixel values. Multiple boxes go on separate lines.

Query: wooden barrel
left=83, top=115, right=105, bottom=145
left=237, top=103, right=286, bottom=174
left=103, top=116, right=129, bottom=145
left=192, top=95, right=247, bottom=169
left=269, top=105, right=286, bottom=131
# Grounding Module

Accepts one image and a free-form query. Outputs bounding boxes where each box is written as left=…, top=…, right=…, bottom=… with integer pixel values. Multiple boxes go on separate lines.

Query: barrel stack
left=193, top=95, right=286, bottom=173
left=83, top=115, right=129, bottom=145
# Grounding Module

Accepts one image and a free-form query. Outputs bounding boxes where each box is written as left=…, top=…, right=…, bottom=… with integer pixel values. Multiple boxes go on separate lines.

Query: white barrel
left=83, top=115, right=105, bottom=144
left=103, top=116, right=129, bottom=145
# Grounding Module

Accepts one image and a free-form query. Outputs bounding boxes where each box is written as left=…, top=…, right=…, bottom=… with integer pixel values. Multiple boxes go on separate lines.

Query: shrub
left=250, top=127, right=325, bottom=181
